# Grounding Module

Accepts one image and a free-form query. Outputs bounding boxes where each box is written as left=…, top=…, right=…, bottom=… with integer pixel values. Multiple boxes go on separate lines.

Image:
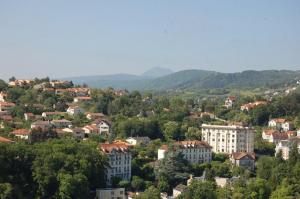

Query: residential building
left=99, top=141, right=132, bottom=185
left=275, top=137, right=300, bottom=160
left=225, top=96, right=236, bottom=109
left=82, top=124, right=99, bottom=134
left=73, top=96, right=92, bottom=103
left=10, top=129, right=31, bottom=140
left=230, top=152, right=255, bottom=171
left=240, top=101, right=267, bottom=111
left=201, top=124, right=255, bottom=153
left=51, top=119, right=72, bottom=128
left=95, top=188, right=125, bottom=199
left=158, top=140, right=212, bottom=164
left=86, top=112, right=105, bottom=120
left=42, top=112, right=64, bottom=119
left=0, top=102, right=15, bottom=112
left=268, top=118, right=294, bottom=132
left=262, top=130, right=294, bottom=144
left=31, top=121, right=53, bottom=129
left=66, top=106, right=85, bottom=116
left=126, top=137, right=151, bottom=146
left=61, top=127, right=85, bottom=139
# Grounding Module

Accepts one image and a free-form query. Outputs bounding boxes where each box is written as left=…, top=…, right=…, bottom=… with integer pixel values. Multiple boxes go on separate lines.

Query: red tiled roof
left=231, top=152, right=255, bottom=160
left=270, top=118, right=286, bottom=123
left=272, top=132, right=289, bottom=140
left=11, top=129, right=30, bottom=135
left=99, top=141, right=130, bottom=153
left=0, top=136, right=13, bottom=143
left=0, top=102, right=15, bottom=107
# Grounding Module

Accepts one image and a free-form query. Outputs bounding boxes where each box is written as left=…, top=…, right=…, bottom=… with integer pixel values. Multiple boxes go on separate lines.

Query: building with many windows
left=201, top=124, right=255, bottom=153
left=275, top=137, right=300, bottom=160
left=99, top=141, right=132, bottom=186
left=158, top=140, right=212, bottom=164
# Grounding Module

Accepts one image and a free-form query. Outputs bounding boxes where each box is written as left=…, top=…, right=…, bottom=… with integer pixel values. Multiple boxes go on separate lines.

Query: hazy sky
left=0, top=1, right=299, bottom=80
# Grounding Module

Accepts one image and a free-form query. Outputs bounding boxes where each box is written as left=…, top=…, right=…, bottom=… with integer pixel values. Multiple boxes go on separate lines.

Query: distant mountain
left=65, top=69, right=300, bottom=91
left=141, top=67, right=173, bottom=78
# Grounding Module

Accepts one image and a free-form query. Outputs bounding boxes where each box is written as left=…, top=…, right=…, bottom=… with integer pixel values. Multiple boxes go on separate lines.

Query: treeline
left=0, top=140, right=107, bottom=198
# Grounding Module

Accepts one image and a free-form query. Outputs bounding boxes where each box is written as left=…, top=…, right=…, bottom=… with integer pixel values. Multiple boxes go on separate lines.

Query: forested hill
left=69, top=70, right=300, bottom=91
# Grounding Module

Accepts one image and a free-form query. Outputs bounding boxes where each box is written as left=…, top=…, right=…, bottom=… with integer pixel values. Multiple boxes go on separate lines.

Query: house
left=187, top=174, right=239, bottom=188
left=8, top=79, right=33, bottom=87
left=0, top=102, right=15, bottom=112
left=50, top=80, right=72, bottom=88
left=126, top=137, right=151, bottom=146
left=99, top=141, right=132, bottom=185
left=0, top=115, right=13, bottom=122
left=66, top=106, right=85, bottom=116
left=82, top=125, right=99, bottom=134
left=92, top=119, right=111, bottom=135
left=24, top=113, right=35, bottom=121
left=225, top=96, right=236, bottom=109
left=31, top=121, right=53, bottom=129
left=268, top=118, right=293, bottom=131
left=202, top=124, right=255, bottom=153
left=262, top=130, right=292, bottom=144
left=42, top=112, right=65, bottom=119
left=0, top=92, right=7, bottom=102
left=95, top=188, right=125, bottom=199
left=61, top=128, right=85, bottom=139
left=173, top=184, right=188, bottom=198
left=51, top=119, right=72, bottom=128
left=85, top=112, right=105, bottom=120
left=230, top=152, right=255, bottom=171
left=0, top=136, right=13, bottom=143
left=73, top=96, right=92, bottom=103
left=158, top=140, right=212, bottom=164
left=10, top=129, right=31, bottom=140
left=240, top=101, right=267, bottom=111
left=275, top=137, right=300, bottom=160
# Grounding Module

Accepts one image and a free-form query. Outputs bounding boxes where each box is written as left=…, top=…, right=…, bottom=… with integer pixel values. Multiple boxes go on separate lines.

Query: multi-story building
left=158, top=140, right=212, bottom=164
left=95, top=188, right=125, bottom=199
left=224, top=96, right=236, bottom=109
left=275, top=137, right=300, bottom=160
left=99, top=141, right=132, bottom=186
left=201, top=124, right=255, bottom=153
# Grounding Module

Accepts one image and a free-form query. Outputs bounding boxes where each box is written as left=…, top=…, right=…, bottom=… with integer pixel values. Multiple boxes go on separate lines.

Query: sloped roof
left=231, top=152, right=255, bottom=160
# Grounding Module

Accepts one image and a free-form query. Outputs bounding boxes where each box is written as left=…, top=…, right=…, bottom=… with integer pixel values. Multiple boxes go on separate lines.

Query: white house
left=62, top=128, right=85, bottom=139
left=158, top=140, right=212, bottom=164
left=99, top=141, right=132, bottom=185
left=201, top=124, right=255, bottom=153
left=173, top=184, right=188, bottom=198
left=66, top=106, right=85, bottom=116
left=275, top=137, right=300, bottom=160
left=10, top=129, right=31, bottom=140
left=98, top=121, right=110, bottom=135
left=240, top=101, right=267, bottom=111
left=262, top=129, right=294, bottom=144
left=268, top=118, right=293, bottom=132
left=86, top=112, right=105, bottom=120
left=126, top=137, right=151, bottom=146
left=42, top=112, right=64, bottom=118
left=224, top=96, right=236, bottom=109
left=95, top=188, right=125, bottom=199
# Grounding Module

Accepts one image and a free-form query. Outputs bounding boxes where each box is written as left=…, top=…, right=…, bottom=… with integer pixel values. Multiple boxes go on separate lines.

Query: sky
left=0, top=0, right=299, bottom=80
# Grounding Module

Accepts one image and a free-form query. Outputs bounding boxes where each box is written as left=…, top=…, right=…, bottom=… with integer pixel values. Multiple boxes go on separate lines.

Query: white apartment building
left=95, top=188, right=125, bottom=199
left=158, top=140, right=212, bottom=164
left=99, top=141, right=131, bottom=186
left=275, top=137, right=300, bottom=160
left=201, top=124, right=255, bottom=153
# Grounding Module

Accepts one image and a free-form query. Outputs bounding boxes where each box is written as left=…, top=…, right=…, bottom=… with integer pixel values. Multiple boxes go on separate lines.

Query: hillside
left=68, top=69, right=300, bottom=91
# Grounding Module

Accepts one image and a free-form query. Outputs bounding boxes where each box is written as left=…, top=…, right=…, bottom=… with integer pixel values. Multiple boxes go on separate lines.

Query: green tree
left=163, top=121, right=181, bottom=141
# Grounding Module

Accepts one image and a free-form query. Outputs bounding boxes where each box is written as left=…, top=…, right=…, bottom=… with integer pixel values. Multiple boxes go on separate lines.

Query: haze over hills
left=66, top=68, right=300, bottom=91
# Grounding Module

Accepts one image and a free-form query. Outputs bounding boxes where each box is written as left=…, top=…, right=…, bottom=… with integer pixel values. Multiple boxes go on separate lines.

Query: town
left=0, top=77, right=300, bottom=199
